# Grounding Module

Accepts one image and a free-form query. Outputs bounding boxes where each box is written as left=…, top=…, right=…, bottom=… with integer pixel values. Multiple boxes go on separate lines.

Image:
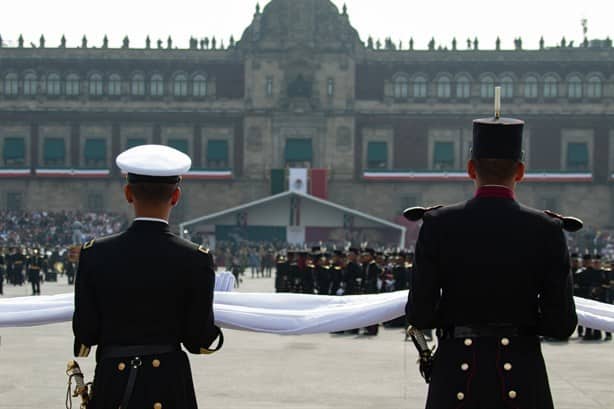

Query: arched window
left=393, top=75, right=409, bottom=99
left=108, top=74, right=122, bottom=96
left=3, top=73, right=18, bottom=95
left=437, top=77, right=451, bottom=98
left=524, top=76, right=538, bottom=99
left=543, top=75, right=558, bottom=98
left=89, top=73, right=103, bottom=96
left=47, top=73, right=61, bottom=96
left=413, top=76, right=427, bottom=98
left=66, top=74, right=80, bottom=96
left=500, top=76, right=514, bottom=99
left=150, top=74, right=164, bottom=97
left=131, top=73, right=145, bottom=96
left=173, top=74, right=188, bottom=97
left=480, top=76, right=495, bottom=98
left=586, top=76, right=602, bottom=98
left=456, top=76, right=471, bottom=99
left=23, top=73, right=38, bottom=96
left=568, top=76, right=582, bottom=99
left=193, top=74, right=207, bottom=97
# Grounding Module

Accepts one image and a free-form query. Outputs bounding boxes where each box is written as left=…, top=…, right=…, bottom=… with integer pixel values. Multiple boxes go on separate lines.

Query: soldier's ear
left=124, top=185, right=134, bottom=204
left=467, top=160, right=477, bottom=180
left=514, top=162, right=525, bottom=182
left=170, top=187, right=181, bottom=207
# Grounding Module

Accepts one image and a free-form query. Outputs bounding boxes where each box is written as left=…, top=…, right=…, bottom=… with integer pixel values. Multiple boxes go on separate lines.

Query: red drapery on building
left=310, top=168, right=328, bottom=199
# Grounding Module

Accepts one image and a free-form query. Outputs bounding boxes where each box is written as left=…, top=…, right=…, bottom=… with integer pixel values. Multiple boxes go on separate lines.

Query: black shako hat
left=472, top=87, right=524, bottom=161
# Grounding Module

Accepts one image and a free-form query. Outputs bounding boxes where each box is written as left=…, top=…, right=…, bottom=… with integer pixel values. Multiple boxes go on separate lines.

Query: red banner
left=310, top=168, right=328, bottom=199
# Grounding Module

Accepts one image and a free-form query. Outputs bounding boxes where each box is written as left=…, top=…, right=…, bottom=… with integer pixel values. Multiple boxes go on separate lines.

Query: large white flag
left=1, top=290, right=614, bottom=334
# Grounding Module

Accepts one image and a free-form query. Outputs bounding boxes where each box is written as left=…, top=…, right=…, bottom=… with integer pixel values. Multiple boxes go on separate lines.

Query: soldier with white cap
left=72, top=145, right=223, bottom=409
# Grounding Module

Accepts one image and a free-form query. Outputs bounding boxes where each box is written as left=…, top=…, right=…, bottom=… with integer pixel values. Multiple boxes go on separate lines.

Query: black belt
left=100, top=344, right=180, bottom=409
left=437, top=325, right=536, bottom=340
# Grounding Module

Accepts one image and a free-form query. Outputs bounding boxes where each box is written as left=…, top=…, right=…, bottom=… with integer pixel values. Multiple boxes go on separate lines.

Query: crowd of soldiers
left=572, top=251, right=613, bottom=341
left=0, top=246, right=78, bottom=296
left=274, top=246, right=413, bottom=335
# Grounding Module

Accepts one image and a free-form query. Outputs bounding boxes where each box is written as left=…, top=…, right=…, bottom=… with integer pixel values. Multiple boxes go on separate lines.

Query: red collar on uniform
left=474, top=185, right=515, bottom=200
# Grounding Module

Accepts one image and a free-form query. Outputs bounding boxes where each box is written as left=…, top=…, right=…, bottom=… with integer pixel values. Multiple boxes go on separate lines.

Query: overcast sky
left=1, top=0, right=612, bottom=50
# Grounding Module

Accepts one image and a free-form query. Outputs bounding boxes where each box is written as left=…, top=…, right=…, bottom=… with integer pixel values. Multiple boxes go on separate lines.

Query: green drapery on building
left=43, top=138, right=65, bottom=162
left=270, top=169, right=286, bottom=195
left=84, top=139, right=106, bottom=162
left=207, top=140, right=229, bottom=162
left=567, top=142, right=589, bottom=168
left=126, top=138, right=147, bottom=149
left=433, top=142, right=454, bottom=166
left=367, top=142, right=387, bottom=167
left=3, top=137, right=25, bottom=161
left=168, top=139, right=189, bottom=154
left=285, top=139, right=312, bottom=162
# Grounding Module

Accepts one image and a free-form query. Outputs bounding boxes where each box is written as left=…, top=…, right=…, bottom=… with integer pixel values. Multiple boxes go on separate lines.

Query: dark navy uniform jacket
left=406, top=189, right=577, bottom=409
left=73, top=219, right=222, bottom=409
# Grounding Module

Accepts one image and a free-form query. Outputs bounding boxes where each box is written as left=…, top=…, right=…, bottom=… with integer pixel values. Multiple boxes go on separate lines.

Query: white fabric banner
left=288, top=168, right=308, bottom=194
left=1, top=288, right=614, bottom=334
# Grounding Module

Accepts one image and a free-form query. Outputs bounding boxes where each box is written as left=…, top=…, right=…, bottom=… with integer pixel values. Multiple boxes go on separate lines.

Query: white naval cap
left=116, top=144, right=191, bottom=184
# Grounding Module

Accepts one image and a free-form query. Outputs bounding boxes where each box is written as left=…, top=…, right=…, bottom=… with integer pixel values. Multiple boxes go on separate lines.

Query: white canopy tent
left=180, top=191, right=407, bottom=248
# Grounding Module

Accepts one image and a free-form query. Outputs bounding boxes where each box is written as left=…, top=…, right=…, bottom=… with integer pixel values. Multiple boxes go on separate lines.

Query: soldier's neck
left=132, top=202, right=172, bottom=222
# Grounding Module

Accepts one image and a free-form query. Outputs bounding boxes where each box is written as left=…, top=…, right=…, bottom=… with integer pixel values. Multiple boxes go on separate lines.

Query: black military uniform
left=575, top=253, right=608, bottom=340
left=27, top=250, right=44, bottom=295
left=362, top=249, right=381, bottom=336
left=315, top=254, right=332, bottom=296
left=605, top=265, right=614, bottom=341
left=345, top=248, right=363, bottom=296
left=386, top=253, right=411, bottom=327
left=10, top=249, right=26, bottom=285
left=73, top=145, right=223, bottom=409
left=275, top=255, right=289, bottom=292
left=302, top=251, right=317, bottom=294
left=329, top=250, right=345, bottom=296
left=0, top=251, right=5, bottom=295
left=406, top=112, right=577, bottom=408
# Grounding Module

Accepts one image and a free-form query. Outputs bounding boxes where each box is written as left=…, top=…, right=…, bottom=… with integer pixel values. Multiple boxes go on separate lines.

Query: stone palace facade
left=1, top=0, right=613, bottom=228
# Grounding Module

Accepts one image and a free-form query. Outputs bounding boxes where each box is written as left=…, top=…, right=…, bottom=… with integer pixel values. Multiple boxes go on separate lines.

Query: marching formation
left=0, top=246, right=78, bottom=296
left=572, top=252, right=614, bottom=341
left=273, top=246, right=412, bottom=335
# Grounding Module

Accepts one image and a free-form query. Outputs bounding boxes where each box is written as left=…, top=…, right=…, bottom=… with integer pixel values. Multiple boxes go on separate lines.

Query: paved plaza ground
left=1, top=274, right=613, bottom=409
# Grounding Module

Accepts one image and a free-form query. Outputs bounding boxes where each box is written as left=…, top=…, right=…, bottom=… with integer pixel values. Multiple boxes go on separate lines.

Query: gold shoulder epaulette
left=198, top=245, right=210, bottom=255
left=82, top=239, right=95, bottom=250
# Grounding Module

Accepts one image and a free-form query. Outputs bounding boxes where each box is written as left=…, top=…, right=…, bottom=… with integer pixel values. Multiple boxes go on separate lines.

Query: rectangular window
left=43, top=138, right=66, bottom=167
left=327, top=79, right=335, bottom=97
left=366, top=142, right=388, bottom=169
left=285, top=138, right=312, bottom=167
left=206, top=140, right=229, bottom=169
left=433, top=141, right=455, bottom=170
left=266, top=78, right=273, bottom=97
left=6, top=192, right=24, bottom=211
left=84, top=138, right=107, bottom=168
left=168, top=139, right=189, bottom=154
left=566, top=142, right=589, bottom=170
left=87, top=192, right=104, bottom=211
left=126, top=138, right=146, bottom=149
left=3, top=137, right=26, bottom=167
